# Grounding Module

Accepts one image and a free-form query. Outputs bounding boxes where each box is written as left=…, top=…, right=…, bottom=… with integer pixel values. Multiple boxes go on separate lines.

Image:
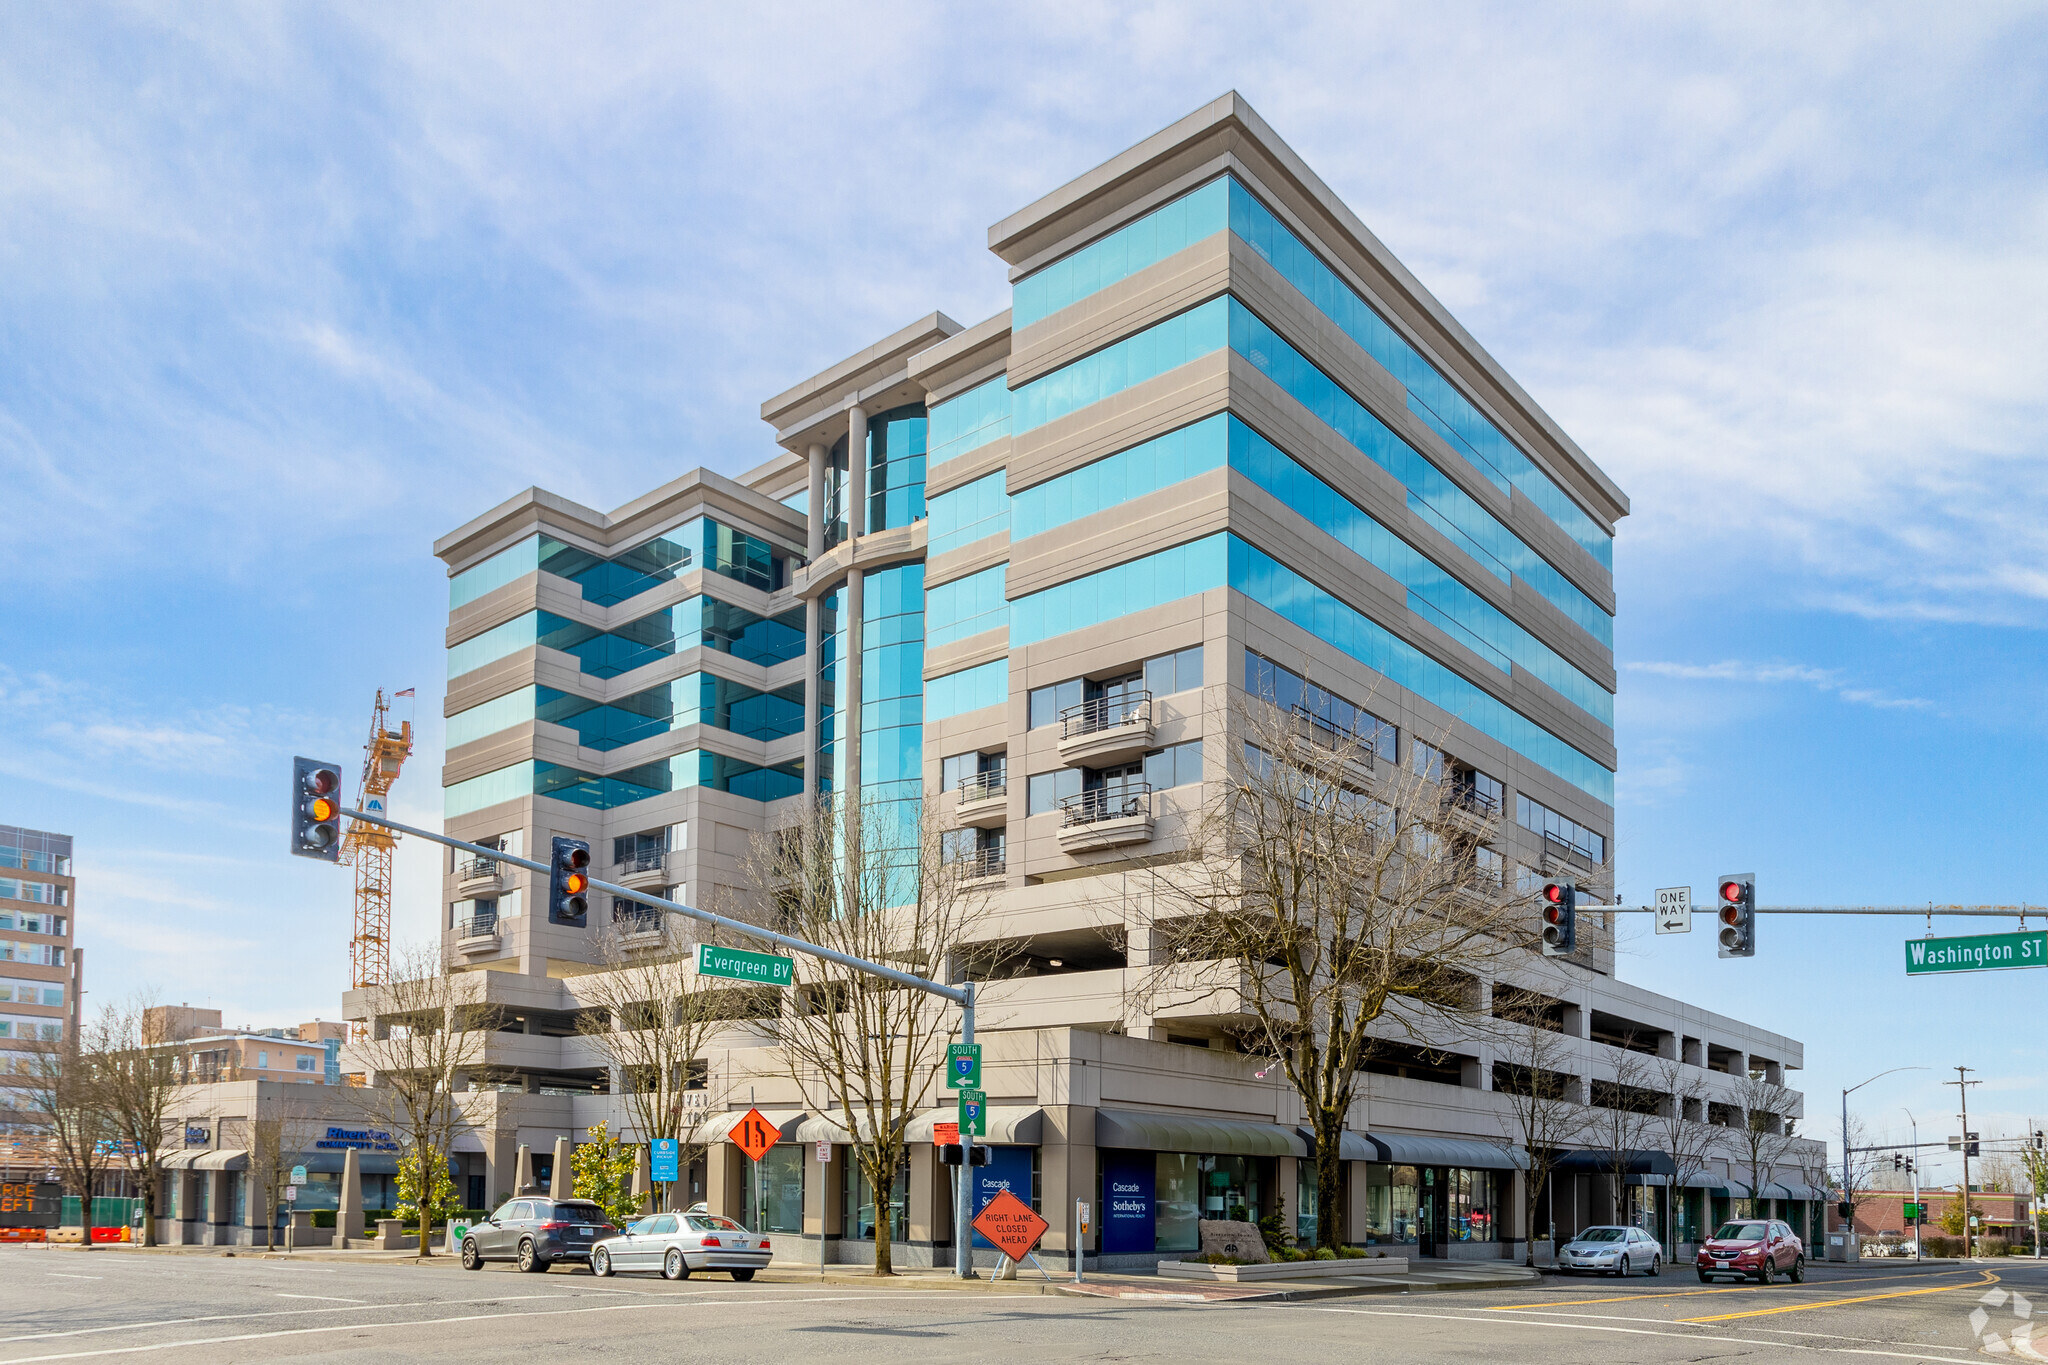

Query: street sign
left=650, top=1138, right=679, bottom=1183
left=1905, top=931, right=2047, bottom=975
left=957, top=1088, right=987, bottom=1138
left=731, top=1107, right=780, bottom=1163
left=1903, top=1201, right=1923, bottom=1220
left=284, top=1185, right=298, bottom=1203
left=815, top=1140, right=831, bottom=1164
left=1077, top=1199, right=1091, bottom=1234
left=933, top=1122, right=960, bottom=1146
left=971, top=1188, right=1048, bottom=1262
left=697, top=942, right=795, bottom=987
left=289, top=1165, right=307, bottom=1186
left=1654, top=887, right=1692, bottom=935
left=946, top=1042, right=982, bottom=1089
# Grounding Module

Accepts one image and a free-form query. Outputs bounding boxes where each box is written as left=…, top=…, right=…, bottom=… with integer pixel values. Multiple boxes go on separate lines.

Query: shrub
left=1257, top=1193, right=1292, bottom=1256
left=1312, top=1247, right=1336, bottom=1261
left=1922, top=1234, right=1961, bottom=1258
left=1980, top=1237, right=2010, bottom=1257
left=1189, top=1253, right=1255, bottom=1265
left=309, top=1210, right=336, bottom=1229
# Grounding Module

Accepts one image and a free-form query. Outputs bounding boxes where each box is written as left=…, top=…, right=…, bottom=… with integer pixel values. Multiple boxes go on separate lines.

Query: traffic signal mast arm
left=334, top=804, right=970, bottom=1006
left=1592, top=906, right=2037, bottom=917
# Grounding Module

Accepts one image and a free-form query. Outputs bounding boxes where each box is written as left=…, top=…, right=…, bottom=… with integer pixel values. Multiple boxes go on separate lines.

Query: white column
left=805, top=442, right=826, bottom=559
left=847, top=401, right=869, bottom=540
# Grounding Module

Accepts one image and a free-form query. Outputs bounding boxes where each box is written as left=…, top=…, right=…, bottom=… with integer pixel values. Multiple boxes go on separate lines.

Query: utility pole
left=1948, top=1066, right=1980, bottom=1259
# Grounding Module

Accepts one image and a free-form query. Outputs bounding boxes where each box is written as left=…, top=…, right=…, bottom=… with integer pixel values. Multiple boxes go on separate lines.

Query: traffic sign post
left=697, top=942, right=796, bottom=986
left=651, top=1137, right=679, bottom=1184
left=946, top=1042, right=982, bottom=1089
left=289, top=1165, right=307, bottom=1186
left=1904, top=931, right=2047, bottom=975
left=731, top=1108, right=780, bottom=1163
left=1075, top=1198, right=1090, bottom=1282
left=958, top=1088, right=987, bottom=1138
left=1654, top=887, right=1692, bottom=935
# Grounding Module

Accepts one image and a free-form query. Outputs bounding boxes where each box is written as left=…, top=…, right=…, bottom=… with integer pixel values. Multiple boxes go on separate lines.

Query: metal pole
left=1955, top=1067, right=1976, bottom=1260
left=1598, top=906, right=2043, bottom=917
left=1075, top=1196, right=1085, bottom=1283
left=955, top=983, right=976, bottom=1279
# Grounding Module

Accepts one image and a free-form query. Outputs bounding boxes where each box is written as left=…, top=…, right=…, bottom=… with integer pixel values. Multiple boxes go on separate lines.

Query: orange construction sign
left=970, top=1188, right=1048, bottom=1262
left=933, top=1122, right=960, bottom=1146
left=731, top=1107, right=780, bottom=1163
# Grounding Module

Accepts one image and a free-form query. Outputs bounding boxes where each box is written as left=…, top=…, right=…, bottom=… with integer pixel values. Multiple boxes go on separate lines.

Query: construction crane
left=340, top=689, right=414, bottom=1035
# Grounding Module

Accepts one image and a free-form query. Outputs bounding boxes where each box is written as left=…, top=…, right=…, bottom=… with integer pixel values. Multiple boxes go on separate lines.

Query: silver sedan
left=589, top=1211, right=773, bottom=1281
left=1556, top=1225, right=1663, bottom=1276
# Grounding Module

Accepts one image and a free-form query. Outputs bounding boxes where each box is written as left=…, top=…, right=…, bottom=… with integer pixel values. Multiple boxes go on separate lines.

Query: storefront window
left=1296, top=1161, right=1319, bottom=1244
left=1155, top=1154, right=1200, bottom=1252
left=1363, top=1164, right=1420, bottom=1245
left=741, top=1147, right=804, bottom=1234
left=843, top=1155, right=908, bottom=1244
left=1447, top=1168, right=1497, bottom=1242
left=1197, top=1155, right=1263, bottom=1223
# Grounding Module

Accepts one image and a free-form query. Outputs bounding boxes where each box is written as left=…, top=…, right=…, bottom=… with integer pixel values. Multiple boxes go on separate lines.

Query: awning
left=1295, top=1129, right=1378, bottom=1162
left=194, top=1149, right=248, bottom=1172
left=1096, top=1108, right=1307, bottom=1157
left=160, top=1150, right=208, bottom=1170
left=696, top=1110, right=806, bottom=1144
left=1364, top=1133, right=1529, bottom=1170
left=905, top=1107, right=1043, bottom=1145
left=1552, top=1149, right=1677, bottom=1177
left=1768, top=1181, right=1828, bottom=1202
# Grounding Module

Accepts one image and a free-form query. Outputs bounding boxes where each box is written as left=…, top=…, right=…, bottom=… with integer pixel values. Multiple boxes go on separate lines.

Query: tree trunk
left=1524, top=1166, right=1544, bottom=1267
left=140, top=1173, right=158, bottom=1247
left=1312, top=1110, right=1346, bottom=1252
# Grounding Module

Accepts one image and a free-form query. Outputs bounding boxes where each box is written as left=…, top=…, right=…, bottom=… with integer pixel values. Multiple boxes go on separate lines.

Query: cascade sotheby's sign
left=1904, top=930, right=2047, bottom=976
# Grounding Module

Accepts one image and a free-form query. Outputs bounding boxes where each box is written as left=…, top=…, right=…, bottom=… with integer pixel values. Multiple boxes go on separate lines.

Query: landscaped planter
left=1157, top=1255, right=1409, bottom=1281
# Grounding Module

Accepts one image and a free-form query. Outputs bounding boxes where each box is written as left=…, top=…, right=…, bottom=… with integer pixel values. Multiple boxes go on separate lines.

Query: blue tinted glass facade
left=861, top=563, right=925, bottom=908
left=448, top=520, right=790, bottom=613
left=445, top=751, right=803, bottom=818
left=1010, top=415, right=1228, bottom=540
left=1004, top=172, right=1612, bottom=571
left=816, top=590, right=841, bottom=796
left=448, top=534, right=541, bottom=609
left=1009, top=534, right=1229, bottom=647
left=865, top=404, right=928, bottom=533
left=926, top=659, right=1008, bottom=720
left=926, top=472, right=1010, bottom=557
left=1012, top=296, right=1229, bottom=434
left=449, top=675, right=803, bottom=751
left=926, top=565, right=1008, bottom=648
left=1011, top=178, right=1231, bottom=329
left=926, top=377, right=1011, bottom=468
left=447, top=598, right=805, bottom=682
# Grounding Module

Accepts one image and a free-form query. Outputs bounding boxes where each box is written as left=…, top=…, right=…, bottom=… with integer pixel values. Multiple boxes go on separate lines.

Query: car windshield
left=554, top=1203, right=607, bottom=1223
left=1715, top=1223, right=1768, bottom=1242
left=686, top=1214, right=745, bottom=1232
left=1575, top=1228, right=1627, bottom=1243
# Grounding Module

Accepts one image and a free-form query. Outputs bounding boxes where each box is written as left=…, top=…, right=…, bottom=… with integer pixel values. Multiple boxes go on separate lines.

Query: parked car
left=1555, top=1225, right=1663, bottom=1276
left=460, top=1196, right=617, bottom=1272
left=589, top=1210, right=772, bottom=1281
left=1696, top=1218, right=1805, bottom=1283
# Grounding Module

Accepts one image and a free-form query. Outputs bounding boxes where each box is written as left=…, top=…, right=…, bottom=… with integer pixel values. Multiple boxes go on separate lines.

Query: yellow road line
left=1487, top=1267, right=1978, bottom=1312
left=1679, top=1270, right=1999, bottom=1323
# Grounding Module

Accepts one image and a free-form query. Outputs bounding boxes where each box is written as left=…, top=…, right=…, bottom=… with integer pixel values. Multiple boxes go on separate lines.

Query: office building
left=0, top=824, right=79, bottom=1130
left=380, top=94, right=1824, bottom=1265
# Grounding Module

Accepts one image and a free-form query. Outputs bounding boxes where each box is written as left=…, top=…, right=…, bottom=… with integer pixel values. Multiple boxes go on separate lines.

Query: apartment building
left=0, top=825, right=79, bottom=1128
left=144, top=1006, right=346, bottom=1086
left=388, top=94, right=1825, bottom=1266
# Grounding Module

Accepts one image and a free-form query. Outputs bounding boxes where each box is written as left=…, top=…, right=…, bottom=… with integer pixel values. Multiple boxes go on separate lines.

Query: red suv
left=1697, top=1218, right=1804, bottom=1283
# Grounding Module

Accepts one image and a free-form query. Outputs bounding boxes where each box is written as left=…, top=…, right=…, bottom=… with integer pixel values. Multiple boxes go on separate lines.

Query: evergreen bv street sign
left=1904, top=930, right=2047, bottom=975
left=697, top=942, right=795, bottom=986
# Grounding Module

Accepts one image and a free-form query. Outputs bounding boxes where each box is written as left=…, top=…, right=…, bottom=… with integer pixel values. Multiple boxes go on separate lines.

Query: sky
left=3, top=3, right=2045, bottom=1188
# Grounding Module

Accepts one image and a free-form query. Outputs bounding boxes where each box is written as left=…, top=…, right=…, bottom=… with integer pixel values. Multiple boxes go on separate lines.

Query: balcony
left=453, top=913, right=500, bottom=954
left=611, top=903, right=666, bottom=947
left=1542, top=831, right=1600, bottom=870
left=456, top=857, right=503, bottom=896
left=614, top=848, right=671, bottom=891
left=953, top=847, right=1007, bottom=882
left=1290, top=706, right=1378, bottom=783
left=953, top=771, right=1009, bottom=828
left=1057, top=784, right=1153, bottom=851
left=1056, top=693, right=1154, bottom=767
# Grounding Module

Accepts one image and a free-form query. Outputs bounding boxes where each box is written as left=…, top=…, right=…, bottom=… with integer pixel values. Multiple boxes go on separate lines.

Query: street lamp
left=1840, top=1067, right=1927, bottom=1258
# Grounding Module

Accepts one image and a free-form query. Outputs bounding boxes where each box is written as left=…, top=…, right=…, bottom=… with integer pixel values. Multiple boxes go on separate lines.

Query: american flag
left=393, top=688, right=415, bottom=698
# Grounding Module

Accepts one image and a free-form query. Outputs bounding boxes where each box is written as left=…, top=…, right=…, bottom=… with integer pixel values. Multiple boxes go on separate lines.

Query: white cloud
left=1625, top=658, right=1932, bottom=711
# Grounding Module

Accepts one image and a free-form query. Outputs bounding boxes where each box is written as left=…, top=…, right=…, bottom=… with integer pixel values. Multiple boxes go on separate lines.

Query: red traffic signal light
left=1540, top=881, right=1576, bottom=957
left=1720, top=880, right=1744, bottom=903
left=1544, top=883, right=1566, bottom=905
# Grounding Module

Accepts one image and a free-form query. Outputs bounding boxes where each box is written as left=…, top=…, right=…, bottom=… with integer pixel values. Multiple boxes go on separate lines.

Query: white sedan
left=589, top=1211, right=773, bottom=1281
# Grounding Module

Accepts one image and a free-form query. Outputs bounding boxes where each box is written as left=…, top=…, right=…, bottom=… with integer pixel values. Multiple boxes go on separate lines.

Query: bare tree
left=347, top=943, right=486, bottom=1257
left=1491, top=992, right=1588, bottom=1266
left=1651, top=1056, right=1718, bottom=1252
left=747, top=790, right=999, bottom=1275
left=1732, top=1071, right=1801, bottom=1218
left=249, top=1093, right=324, bottom=1248
left=18, top=1026, right=116, bottom=1237
left=98, top=998, right=183, bottom=1246
left=1837, top=1112, right=1880, bottom=1217
left=1588, top=1043, right=1662, bottom=1233
left=572, top=918, right=735, bottom=1212
left=1137, top=691, right=1536, bottom=1252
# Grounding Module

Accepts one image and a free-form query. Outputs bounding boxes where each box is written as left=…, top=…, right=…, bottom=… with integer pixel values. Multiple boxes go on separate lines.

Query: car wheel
left=663, top=1247, right=690, bottom=1281
left=1648, top=1255, right=1661, bottom=1278
left=1756, top=1258, right=1773, bottom=1285
left=1698, top=1269, right=1711, bottom=1283
left=517, top=1239, right=547, bottom=1273
left=591, top=1248, right=612, bottom=1278
left=731, top=1268, right=755, bottom=1282
left=460, top=1238, right=483, bottom=1271
left=1789, top=1255, right=1804, bottom=1284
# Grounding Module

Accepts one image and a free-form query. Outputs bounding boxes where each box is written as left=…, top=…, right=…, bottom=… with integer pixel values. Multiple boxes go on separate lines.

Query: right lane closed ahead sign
left=970, top=1189, right=1049, bottom=1263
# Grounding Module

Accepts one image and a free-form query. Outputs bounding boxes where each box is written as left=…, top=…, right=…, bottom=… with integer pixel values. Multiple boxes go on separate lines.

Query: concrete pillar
left=907, top=1142, right=938, bottom=1252
left=1346, top=1160, right=1371, bottom=1248
left=483, top=1130, right=515, bottom=1206
left=806, top=442, right=826, bottom=558
left=803, top=1143, right=844, bottom=1262
left=848, top=401, right=868, bottom=538
left=707, top=1142, right=745, bottom=1220
left=1039, top=1104, right=1096, bottom=1269
left=515, top=1142, right=534, bottom=1194
left=631, top=1143, right=651, bottom=1215
left=339, top=1147, right=365, bottom=1244
left=803, top=595, right=822, bottom=803
left=842, top=568, right=864, bottom=800
left=550, top=1136, right=573, bottom=1201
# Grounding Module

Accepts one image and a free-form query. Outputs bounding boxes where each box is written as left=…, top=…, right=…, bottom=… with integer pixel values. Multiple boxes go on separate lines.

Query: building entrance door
left=1418, top=1167, right=1448, bottom=1258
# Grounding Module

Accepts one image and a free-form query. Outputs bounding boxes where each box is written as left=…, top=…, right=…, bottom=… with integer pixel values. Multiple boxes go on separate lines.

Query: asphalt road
left=0, top=1249, right=2042, bottom=1363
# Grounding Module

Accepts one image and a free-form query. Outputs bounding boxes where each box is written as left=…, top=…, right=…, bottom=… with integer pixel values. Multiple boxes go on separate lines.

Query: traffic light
left=291, top=757, right=344, bottom=862
left=1540, top=880, right=1576, bottom=957
left=938, top=1146, right=991, bottom=1166
left=1892, top=1153, right=1903, bottom=1171
left=1716, top=873, right=1755, bottom=958
left=548, top=836, right=591, bottom=926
